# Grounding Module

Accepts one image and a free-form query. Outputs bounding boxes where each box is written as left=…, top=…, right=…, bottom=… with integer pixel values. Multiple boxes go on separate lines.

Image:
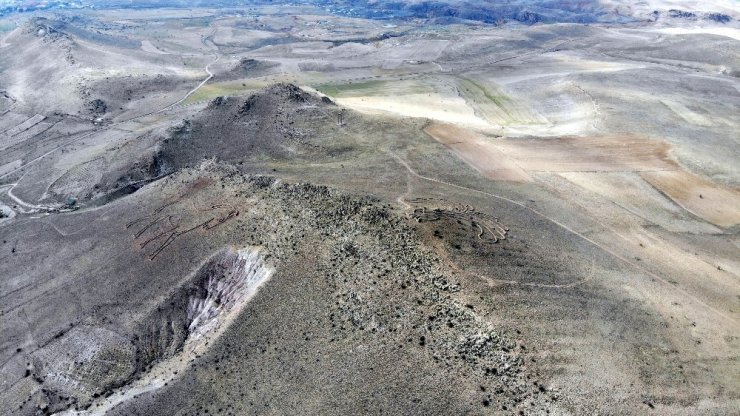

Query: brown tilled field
left=424, top=123, right=533, bottom=182
left=642, top=170, right=740, bottom=227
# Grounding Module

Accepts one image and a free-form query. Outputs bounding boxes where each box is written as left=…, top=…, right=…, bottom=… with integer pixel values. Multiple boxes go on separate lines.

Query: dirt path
left=423, top=123, right=532, bottom=182
left=0, top=26, right=219, bottom=204
left=154, top=22, right=220, bottom=114
left=642, top=170, right=740, bottom=227
left=2, top=176, right=62, bottom=214
left=386, top=149, right=739, bottom=328
left=7, top=185, right=51, bottom=211
left=156, top=54, right=220, bottom=114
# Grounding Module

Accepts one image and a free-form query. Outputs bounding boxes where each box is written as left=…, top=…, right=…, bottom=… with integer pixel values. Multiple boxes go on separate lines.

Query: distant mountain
left=1, top=0, right=738, bottom=25
left=324, top=0, right=738, bottom=24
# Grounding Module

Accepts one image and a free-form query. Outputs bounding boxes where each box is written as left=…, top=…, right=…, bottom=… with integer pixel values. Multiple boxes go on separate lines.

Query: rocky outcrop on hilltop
left=8, top=162, right=553, bottom=415
left=161, top=83, right=349, bottom=168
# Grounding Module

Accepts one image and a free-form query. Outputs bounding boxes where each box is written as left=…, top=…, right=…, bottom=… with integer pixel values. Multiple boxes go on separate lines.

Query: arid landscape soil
left=0, top=1, right=739, bottom=415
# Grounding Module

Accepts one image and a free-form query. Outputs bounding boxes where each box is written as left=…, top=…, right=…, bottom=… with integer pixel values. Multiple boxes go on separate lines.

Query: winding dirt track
left=0, top=23, right=221, bottom=212
left=156, top=54, right=220, bottom=114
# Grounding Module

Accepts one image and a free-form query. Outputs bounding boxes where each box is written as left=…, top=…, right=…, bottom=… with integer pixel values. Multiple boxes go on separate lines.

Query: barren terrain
left=0, top=1, right=738, bottom=415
